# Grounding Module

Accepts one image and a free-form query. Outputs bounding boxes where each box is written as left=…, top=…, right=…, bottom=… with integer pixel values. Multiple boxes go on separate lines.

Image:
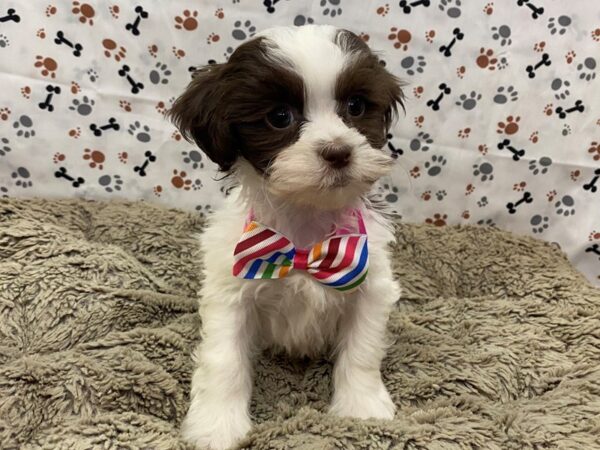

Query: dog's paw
left=329, top=380, right=396, bottom=420
left=181, top=403, right=252, bottom=450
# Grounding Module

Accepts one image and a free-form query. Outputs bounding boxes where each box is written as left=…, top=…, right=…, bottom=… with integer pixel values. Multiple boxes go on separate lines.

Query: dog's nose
left=321, top=144, right=352, bottom=169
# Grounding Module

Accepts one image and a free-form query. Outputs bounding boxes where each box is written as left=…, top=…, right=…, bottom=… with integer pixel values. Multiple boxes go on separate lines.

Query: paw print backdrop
left=0, top=1, right=599, bottom=284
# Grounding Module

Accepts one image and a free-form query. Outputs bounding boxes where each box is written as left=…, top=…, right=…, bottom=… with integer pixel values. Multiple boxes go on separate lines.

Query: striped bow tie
left=233, top=211, right=368, bottom=292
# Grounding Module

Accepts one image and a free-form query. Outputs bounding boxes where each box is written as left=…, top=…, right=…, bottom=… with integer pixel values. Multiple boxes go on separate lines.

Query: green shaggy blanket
left=1, top=198, right=599, bottom=449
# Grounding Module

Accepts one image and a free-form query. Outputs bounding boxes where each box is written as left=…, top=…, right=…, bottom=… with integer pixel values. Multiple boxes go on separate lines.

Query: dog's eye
left=266, top=106, right=294, bottom=129
left=347, top=96, right=366, bottom=117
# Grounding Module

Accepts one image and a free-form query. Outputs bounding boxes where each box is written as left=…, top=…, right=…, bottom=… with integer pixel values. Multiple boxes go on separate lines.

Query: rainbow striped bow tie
left=233, top=212, right=368, bottom=293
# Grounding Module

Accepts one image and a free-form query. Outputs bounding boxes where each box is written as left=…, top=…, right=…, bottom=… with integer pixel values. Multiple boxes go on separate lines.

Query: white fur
left=181, top=26, right=401, bottom=450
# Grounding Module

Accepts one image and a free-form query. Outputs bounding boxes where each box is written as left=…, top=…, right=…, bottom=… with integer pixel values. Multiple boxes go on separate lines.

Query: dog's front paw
left=329, top=380, right=396, bottom=420
left=181, top=403, right=252, bottom=450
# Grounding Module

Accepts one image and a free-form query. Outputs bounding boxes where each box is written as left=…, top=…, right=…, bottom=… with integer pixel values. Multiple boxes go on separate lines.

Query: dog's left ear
left=169, top=64, right=239, bottom=171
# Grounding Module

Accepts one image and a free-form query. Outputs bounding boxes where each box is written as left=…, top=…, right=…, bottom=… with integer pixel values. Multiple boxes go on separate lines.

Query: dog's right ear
left=169, top=64, right=238, bottom=171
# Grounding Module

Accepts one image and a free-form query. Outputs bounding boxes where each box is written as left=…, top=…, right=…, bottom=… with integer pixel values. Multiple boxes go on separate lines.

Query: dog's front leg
left=330, top=253, right=399, bottom=420
left=181, top=285, right=254, bottom=450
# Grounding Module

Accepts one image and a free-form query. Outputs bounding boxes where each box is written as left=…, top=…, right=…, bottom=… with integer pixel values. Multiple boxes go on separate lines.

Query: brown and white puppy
left=170, top=25, right=403, bottom=450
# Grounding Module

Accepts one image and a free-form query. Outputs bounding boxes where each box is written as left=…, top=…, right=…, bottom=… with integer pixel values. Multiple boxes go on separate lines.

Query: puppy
left=169, top=25, right=403, bottom=450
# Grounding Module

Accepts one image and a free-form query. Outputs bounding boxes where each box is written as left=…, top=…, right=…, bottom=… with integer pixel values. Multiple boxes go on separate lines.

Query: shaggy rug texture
left=1, top=198, right=599, bottom=450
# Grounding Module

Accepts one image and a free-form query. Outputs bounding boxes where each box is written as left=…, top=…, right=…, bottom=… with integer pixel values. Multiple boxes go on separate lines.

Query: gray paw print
left=477, top=218, right=496, bottom=227
left=128, top=121, right=151, bottom=143
left=529, top=157, right=552, bottom=175
left=69, top=96, right=95, bottom=116
left=12, top=167, right=33, bottom=188
left=551, top=78, right=571, bottom=100
left=0, top=34, right=9, bottom=48
left=562, top=124, right=572, bottom=136
left=0, top=137, right=10, bottom=157
left=149, top=62, right=172, bottom=85
left=456, top=91, right=482, bottom=110
left=13, top=115, right=35, bottom=138
left=577, top=57, right=597, bottom=81
left=98, top=174, right=123, bottom=193
left=410, top=132, right=433, bottom=151
left=494, top=85, right=518, bottom=104
left=223, top=46, right=234, bottom=61
left=0, top=186, right=8, bottom=197
left=380, top=183, right=399, bottom=203
left=472, top=162, right=494, bottom=181
left=491, top=25, right=512, bottom=46
left=425, top=155, right=447, bottom=176
left=195, top=204, right=213, bottom=219
left=320, top=0, right=342, bottom=17
left=439, top=0, right=461, bottom=18
left=87, top=69, right=99, bottom=83
left=294, top=14, right=314, bottom=26
left=555, top=195, right=575, bottom=217
left=477, top=196, right=488, bottom=207
left=530, top=214, right=549, bottom=233
left=401, top=55, right=426, bottom=76
left=182, top=149, right=204, bottom=169
left=232, top=20, right=256, bottom=40
left=548, top=16, right=571, bottom=35
left=436, top=190, right=447, bottom=201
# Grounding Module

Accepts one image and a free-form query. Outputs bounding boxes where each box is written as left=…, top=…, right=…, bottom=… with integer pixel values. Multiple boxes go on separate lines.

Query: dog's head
left=170, top=25, right=403, bottom=209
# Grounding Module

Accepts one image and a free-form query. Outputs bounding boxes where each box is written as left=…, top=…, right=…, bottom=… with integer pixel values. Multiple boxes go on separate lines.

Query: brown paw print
left=565, top=50, right=576, bottom=64
left=421, top=190, right=432, bottom=201
left=175, top=10, right=199, bottom=31
left=457, top=66, right=466, bottom=78
left=377, top=4, right=390, bottom=16
left=410, top=166, right=420, bottom=178
left=207, top=33, right=220, bottom=44
left=425, top=213, right=447, bottom=227
left=359, top=32, right=370, bottom=42
left=414, top=115, right=424, bottom=128
left=543, top=104, right=554, bottom=116
left=45, top=5, right=57, bottom=17
left=34, top=56, right=58, bottom=78
left=171, top=170, right=193, bottom=190
left=118, top=151, right=128, bottom=163
left=547, top=189, right=557, bottom=201
left=53, top=152, right=65, bottom=163
left=148, top=44, right=158, bottom=57
left=109, top=5, right=119, bottom=19
left=465, top=183, right=475, bottom=195
left=155, top=101, right=167, bottom=115
left=413, top=86, right=424, bottom=98
left=458, top=127, right=471, bottom=139
left=592, top=28, right=600, bottom=42
left=68, top=127, right=81, bottom=138
left=83, top=148, right=105, bottom=169
left=483, top=2, right=494, bottom=15
left=588, top=141, right=600, bottom=161
left=478, top=144, right=488, bottom=155
left=476, top=48, right=497, bottom=70
left=0, top=107, right=10, bottom=121
left=570, top=170, right=581, bottom=181
left=119, top=100, right=132, bottom=112
left=20, top=86, right=31, bottom=99
left=462, top=210, right=471, bottom=219
left=171, top=130, right=182, bottom=141
left=589, top=230, right=600, bottom=241
left=172, top=47, right=185, bottom=59
left=215, top=8, right=224, bottom=19
left=425, top=30, right=435, bottom=43
left=529, top=131, right=539, bottom=143
left=37, top=28, right=46, bottom=39
left=153, top=185, right=163, bottom=197
left=534, top=41, right=546, bottom=52
left=102, top=39, right=126, bottom=61
left=70, top=81, right=81, bottom=94
left=513, top=181, right=526, bottom=192
left=497, top=115, right=520, bottom=135
left=72, top=1, right=95, bottom=25
left=388, top=27, right=411, bottom=50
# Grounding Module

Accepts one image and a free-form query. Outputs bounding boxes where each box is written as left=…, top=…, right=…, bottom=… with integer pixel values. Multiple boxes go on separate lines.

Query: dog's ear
left=169, top=64, right=238, bottom=171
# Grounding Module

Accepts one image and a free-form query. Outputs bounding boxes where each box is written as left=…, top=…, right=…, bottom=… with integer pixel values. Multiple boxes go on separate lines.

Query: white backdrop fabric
left=0, top=0, right=599, bottom=284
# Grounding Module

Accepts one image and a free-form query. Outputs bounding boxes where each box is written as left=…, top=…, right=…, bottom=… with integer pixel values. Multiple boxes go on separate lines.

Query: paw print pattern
left=473, top=162, right=494, bottom=181
left=388, top=28, right=411, bottom=50
left=551, top=78, right=571, bottom=100
left=425, top=213, right=448, bottom=226
left=530, top=215, right=549, bottom=233
left=195, top=204, right=213, bottom=219
left=294, top=15, right=315, bottom=26
left=0, top=34, right=10, bottom=48
left=379, top=184, right=399, bottom=203
left=0, top=137, right=10, bottom=156
left=548, top=16, right=571, bottom=36
left=128, top=122, right=151, bottom=143
left=555, top=195, right=575, bottom=217
left=491, top=25, right=512, bottom=46
left=232, top=20, right=256, bottom=40
left=476, top=48, right=498, bottom=71
left=456, top=91, right=482, bottom=110
left=182, top=150, right=204, bottom=169
left=425, top=155, right=447, bottom=176
left=69, top=96, right=95, bottom=116
left=98, top=174, right=123, bottom=193
left=497, top=116, right=520, bottom=135
left=529, top=157, right=553, bottom=175
left=72, top=1, right=95, bottom=25
left=12, top=167, right=33, bottom=188
left=13, top=115, right=35, bottom=138
left=175, top=10, right=198, bottom=31
left=401, top=55, right=426, bottom=76
left=320, top=0, right=343, bottom=17
left=493, top=86, right=518, bottom=104
left=439, top=0, right=462, bottom=18
left=410, top=132, right=433, bottom=151
left=577, top=57, right=597, bottom=81
left=149, top=62, right=172, bottom=85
